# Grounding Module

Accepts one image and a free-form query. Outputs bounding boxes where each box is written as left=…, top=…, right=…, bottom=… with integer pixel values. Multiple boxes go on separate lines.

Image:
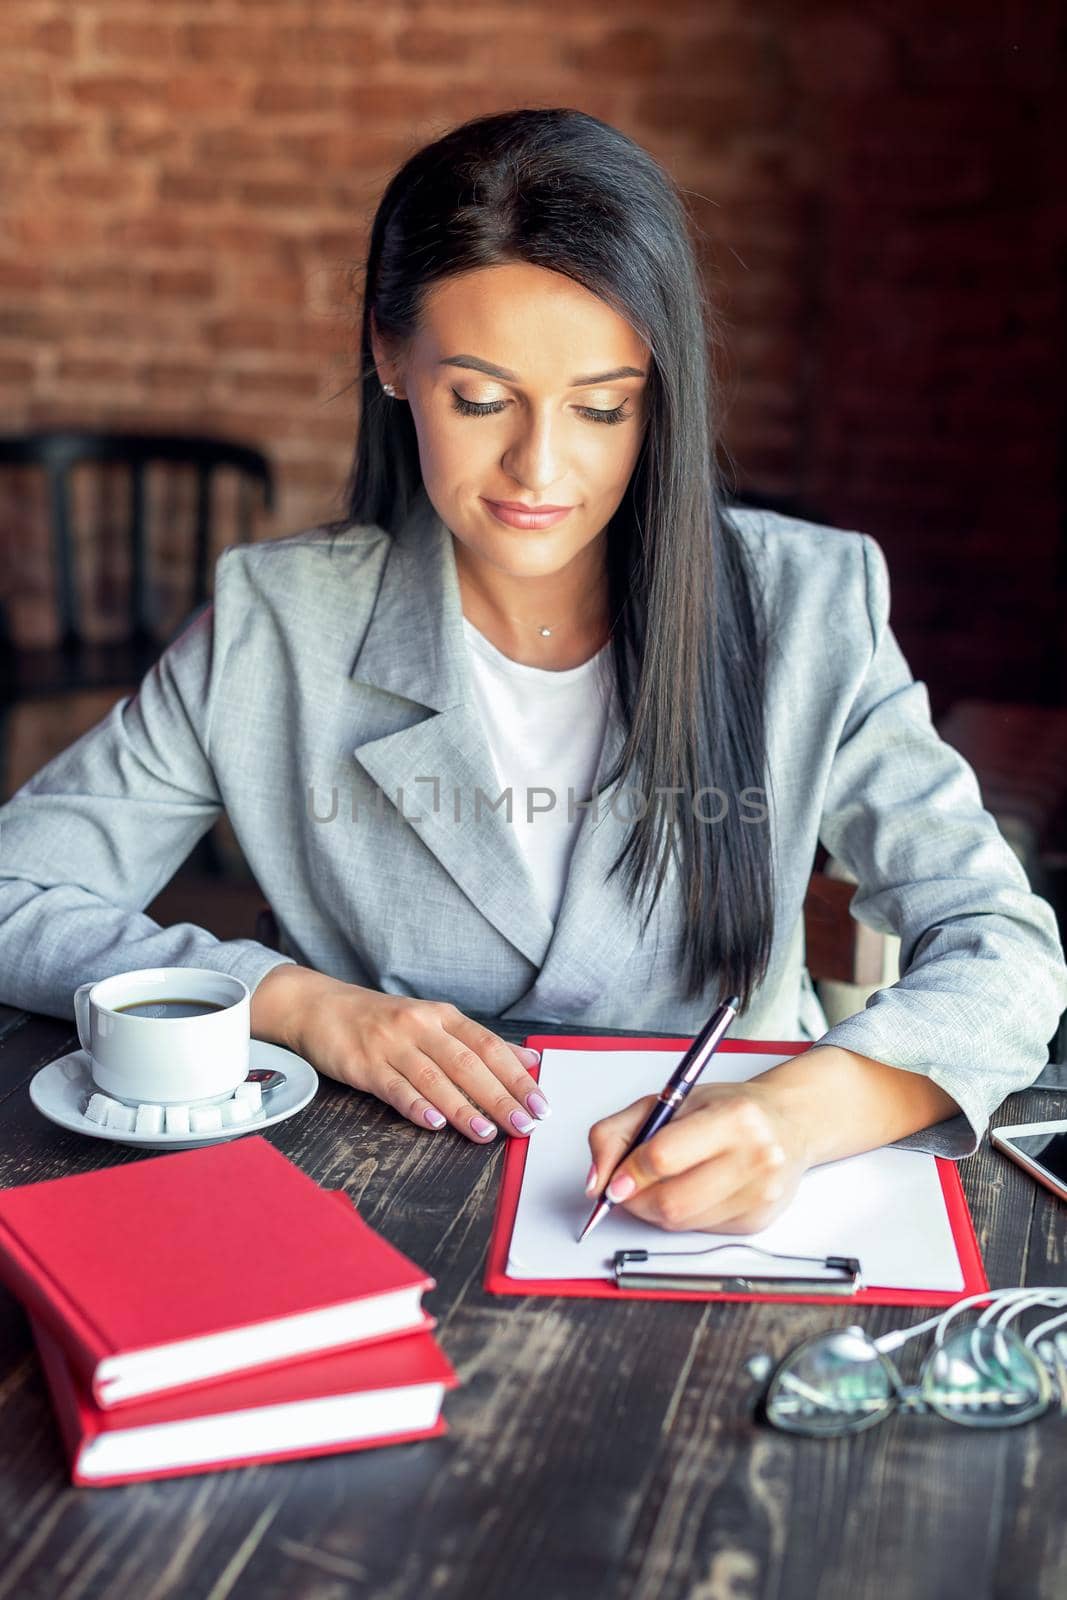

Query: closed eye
left=450, top=391, right=630, bottom=426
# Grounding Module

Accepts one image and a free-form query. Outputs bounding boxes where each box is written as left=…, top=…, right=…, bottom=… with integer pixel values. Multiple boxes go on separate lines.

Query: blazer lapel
left=349, top=488, right=554, bottom=970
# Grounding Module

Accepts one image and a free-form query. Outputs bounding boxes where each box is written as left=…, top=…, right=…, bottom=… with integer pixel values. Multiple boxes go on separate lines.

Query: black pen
left=576, top=994, right=741, bottom=1243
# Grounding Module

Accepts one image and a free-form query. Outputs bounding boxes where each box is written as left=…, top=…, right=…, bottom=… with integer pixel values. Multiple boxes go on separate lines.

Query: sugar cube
left=106, top=1103, right=136, bottom=1131
left=221, top=1098, right=253, bottom=1127
left=134, top=1103, right=164, bottom=1135
left=233, top=1081, right=262, bottom=1112
left=164, top=1104, right=191, bottom=1135
left=85, top=1092, right=117, bottom=1126
left=189, top=1104, right=222, bottom=1132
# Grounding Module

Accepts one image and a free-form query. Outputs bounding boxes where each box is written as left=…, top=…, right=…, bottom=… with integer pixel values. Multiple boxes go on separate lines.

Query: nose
left=501, top=407, right=569, bottom=496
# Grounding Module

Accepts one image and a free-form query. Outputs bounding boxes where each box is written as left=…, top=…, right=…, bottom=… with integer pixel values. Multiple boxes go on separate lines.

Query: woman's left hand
left=585, top=1081, right=811, bottom=1234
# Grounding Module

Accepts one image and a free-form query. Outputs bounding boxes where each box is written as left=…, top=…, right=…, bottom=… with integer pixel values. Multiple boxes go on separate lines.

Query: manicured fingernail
left=585, top=1162, right=599, bottom=1195
left=606, top=1173, right=636, bottom=1203
left=510, top=1109, right=535, bottom=1135
left=422, top=1107, right=447, bottom=1129
left=526, top=1090, right=551, bottom=1120
left=521, top=1047, right=541, bottom=1064
left=470, top=1115, right=497, bottom=1139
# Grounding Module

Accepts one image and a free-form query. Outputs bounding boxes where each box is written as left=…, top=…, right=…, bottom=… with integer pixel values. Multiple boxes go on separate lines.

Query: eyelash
left=449, top=391, right=630, bottom=426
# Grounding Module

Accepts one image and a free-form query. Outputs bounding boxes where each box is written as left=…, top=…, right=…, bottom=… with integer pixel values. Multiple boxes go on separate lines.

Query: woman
left=1, top=109, right=1064, bottom=1235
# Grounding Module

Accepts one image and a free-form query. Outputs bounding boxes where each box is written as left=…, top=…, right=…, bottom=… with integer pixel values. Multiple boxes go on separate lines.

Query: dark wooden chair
left=0, top=430, right=273, bottom=867
left=936, top=701, right=1067, bottom=886
left=802, top=868, right=893, bottom=988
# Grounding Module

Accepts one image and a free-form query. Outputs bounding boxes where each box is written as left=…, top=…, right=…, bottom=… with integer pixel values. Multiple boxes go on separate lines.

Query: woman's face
left=372, top=261, right=651, bottom=585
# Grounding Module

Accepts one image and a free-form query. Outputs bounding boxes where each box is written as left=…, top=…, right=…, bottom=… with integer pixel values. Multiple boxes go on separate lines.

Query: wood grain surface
left=0, top=1008, right=1065, bottom=1600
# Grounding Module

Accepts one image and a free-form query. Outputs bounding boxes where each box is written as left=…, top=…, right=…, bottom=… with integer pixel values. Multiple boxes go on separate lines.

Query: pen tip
left=726, top=994, right=740, bottom=1010
left=577, top=1199, right=610, bottom=1242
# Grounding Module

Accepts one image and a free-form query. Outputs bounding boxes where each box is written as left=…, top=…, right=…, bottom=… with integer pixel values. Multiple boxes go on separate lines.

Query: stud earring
left=382, top=382, right=397, bottom=398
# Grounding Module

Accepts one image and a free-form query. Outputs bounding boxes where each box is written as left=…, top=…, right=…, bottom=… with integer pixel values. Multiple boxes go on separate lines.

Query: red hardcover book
left=0, top=1137, right=434, bottom=1409
left=485, top=1037, right=987, bottom=1308
left=32, top=1313, right=459, bottom=1487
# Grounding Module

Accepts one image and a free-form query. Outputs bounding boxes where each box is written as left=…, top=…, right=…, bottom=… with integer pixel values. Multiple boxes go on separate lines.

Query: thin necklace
left=466, top=602, right=584, bottom=640
left=459, top=568, right=606, bottom=638
left=478, top=609, right=603, bottom=640
left=506, top=616, right=563, bottom=638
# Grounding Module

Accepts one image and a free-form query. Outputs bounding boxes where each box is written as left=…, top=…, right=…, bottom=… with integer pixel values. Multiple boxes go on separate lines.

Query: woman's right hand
left=251, top=964, right=550, bottom=1143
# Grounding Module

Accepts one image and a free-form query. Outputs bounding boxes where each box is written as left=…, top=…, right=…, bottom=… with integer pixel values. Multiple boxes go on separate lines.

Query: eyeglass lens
left=921, top=1326, right=1051, bottom=1428
left=766, top=1327, right=894, bottom=1436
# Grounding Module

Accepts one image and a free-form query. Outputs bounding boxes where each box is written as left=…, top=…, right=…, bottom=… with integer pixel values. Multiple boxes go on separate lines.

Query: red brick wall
left=1, top=2, right=1063, bottom=770
left=791, top=9, right=1067, bottom=714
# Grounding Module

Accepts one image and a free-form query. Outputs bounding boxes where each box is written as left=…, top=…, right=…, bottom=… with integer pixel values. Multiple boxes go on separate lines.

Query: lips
left=489, top=500, right=573, bottom=512
left=482, top=498, right=575, bottom=530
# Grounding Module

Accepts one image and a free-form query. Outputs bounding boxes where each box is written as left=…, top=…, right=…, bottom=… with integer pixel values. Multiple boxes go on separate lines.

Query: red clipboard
left=485, top=1036, right=988, bottom=1308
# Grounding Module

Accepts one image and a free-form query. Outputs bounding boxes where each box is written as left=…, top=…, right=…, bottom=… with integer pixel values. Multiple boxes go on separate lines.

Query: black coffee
left=112, top=999, right=227, bottom=1020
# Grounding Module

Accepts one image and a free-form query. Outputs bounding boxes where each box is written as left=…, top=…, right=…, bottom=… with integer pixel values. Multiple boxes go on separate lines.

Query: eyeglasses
left=750, top=1286, right=1067, bottom=1437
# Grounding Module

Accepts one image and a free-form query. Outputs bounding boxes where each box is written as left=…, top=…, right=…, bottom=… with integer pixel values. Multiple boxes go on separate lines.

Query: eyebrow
left=439, top=354, right=647, bottom=387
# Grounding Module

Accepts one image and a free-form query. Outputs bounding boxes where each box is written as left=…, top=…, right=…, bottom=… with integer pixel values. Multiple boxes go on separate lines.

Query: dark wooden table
left=1, top=1000, right=1065, bottom=1600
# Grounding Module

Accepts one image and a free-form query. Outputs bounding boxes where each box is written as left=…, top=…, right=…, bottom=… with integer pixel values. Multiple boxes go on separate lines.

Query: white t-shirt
left=461, top=617, right=615, bottom=924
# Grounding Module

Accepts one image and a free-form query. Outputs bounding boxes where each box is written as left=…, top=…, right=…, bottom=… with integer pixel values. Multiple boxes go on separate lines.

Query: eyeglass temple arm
left=1025, top=1304, right=1067, bottom=1348
left=876, top=1285, right=1067, bottom=1356
left=982, top=1288, right=1067, bottom=1334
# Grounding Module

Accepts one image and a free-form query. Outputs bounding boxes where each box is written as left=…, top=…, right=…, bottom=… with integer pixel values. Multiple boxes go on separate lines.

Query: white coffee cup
left=72, top=967, right=250, bottom=1106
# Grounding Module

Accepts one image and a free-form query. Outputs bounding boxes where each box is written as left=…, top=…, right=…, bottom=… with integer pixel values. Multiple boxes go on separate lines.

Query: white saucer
left=29, top=1040, right=319, bottom=1150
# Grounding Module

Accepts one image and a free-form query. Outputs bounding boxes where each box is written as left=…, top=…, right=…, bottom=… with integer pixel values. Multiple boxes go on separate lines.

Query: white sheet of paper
left=506, top=1048, right=965, bottom=1293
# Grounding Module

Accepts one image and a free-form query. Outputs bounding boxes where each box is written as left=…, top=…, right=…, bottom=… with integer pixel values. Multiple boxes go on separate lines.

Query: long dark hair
left=334, top=108, right=774, bottom=1009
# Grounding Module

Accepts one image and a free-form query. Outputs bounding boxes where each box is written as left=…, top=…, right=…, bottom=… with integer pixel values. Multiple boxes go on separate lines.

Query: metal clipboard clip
left=611, top=1243, right=864, bottom=1296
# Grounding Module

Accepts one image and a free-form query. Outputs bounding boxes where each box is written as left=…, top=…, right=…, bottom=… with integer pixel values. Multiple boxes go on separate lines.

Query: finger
left=586, top=1094, right=659, bottom=1190
left=621, top=1143, right=788, bottom=1233
left=445, top=1014, right=551, bottom=1124
left=586, top=1093, right=757, bottom=1195
left=433, top=1022, right=540, bottom=1138
left=436, top=1038, right=536, bottom=1138
left=368, top=1058, right=453, bottom=1132
left=597, top=1097, right=782, bottom=1202
left=377, top=1048, right=501, bottom=1143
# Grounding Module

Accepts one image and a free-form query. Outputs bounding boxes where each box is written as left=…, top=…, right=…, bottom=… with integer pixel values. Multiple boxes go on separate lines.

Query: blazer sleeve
left=0, top=547, right=297, bottom=1021
left=811, top=532, right=1067, bottom=1157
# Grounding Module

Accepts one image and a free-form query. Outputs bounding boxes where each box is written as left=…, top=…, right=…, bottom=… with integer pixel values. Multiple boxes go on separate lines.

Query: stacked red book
left=0, top=1136, right=458, bottom=1486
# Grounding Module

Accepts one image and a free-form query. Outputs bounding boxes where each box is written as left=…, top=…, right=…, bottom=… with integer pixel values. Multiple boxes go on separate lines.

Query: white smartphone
left=991, top=1119, right=1067, bottom=1202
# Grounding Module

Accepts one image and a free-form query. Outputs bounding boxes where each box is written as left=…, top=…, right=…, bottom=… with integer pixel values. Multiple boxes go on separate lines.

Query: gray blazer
left=2, top=486, right=1064, bottom=1157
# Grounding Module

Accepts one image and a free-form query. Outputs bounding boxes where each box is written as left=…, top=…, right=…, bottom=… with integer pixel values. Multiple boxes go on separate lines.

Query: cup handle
left=73, top=983, right=94, bottom=1054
